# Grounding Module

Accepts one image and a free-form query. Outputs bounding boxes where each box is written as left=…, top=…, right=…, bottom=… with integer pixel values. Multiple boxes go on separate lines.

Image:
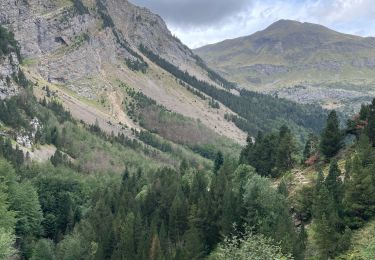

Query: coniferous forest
left=2, top=81, right=375, bottom=259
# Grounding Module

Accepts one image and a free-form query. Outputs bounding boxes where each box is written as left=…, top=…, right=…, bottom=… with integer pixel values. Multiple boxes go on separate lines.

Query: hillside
left=195, top=19, right=375, bottom=114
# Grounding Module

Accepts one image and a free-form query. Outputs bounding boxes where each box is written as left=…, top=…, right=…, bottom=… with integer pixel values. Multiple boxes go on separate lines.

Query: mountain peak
left=257, top=19, right=340, bottom=38
left=266, top=19, right=303, bottom=30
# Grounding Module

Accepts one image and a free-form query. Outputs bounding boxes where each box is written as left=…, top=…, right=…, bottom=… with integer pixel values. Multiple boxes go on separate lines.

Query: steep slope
left=195, top=20, right=375, bottom=114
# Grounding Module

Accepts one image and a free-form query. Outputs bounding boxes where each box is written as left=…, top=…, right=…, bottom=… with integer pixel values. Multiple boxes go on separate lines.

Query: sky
left=130, top=0, right=375, bottom=49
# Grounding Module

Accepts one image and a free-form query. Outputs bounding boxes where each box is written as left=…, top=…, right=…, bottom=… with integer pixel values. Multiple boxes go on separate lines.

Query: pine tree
left=343, top=138, right=375, bottom=228
left=168, top=189, right=188, bottom=243
left=213, top=151, right=224, bottom=174
left=220, top=188, right=237, bottom=236
left=320, top=110, right=343, bottom=158
left=366, top=98, right=375, bottom=146
left=182, top=220, right=205, bottom=260
left=275, top=125, right=296, bottom=176
left=303, top=133, right=319, bottom=163
left=313, top=185, right=340, bottom=258
left=325, top=160, right=342, bottom=208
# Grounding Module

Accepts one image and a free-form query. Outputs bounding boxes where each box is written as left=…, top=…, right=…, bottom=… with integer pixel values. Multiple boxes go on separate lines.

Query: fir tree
left=275, top=125, right=296, bottom=176
left=213, top=151, right=224, bottom=174
left=320, top=110, right=343, bottom=158
left=366, top=98, right=375, bottom=146
left=325, top=159, right=343, bottom=208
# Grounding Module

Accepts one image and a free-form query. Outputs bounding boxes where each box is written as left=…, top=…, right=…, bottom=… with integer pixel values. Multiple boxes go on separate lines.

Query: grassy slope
left=337, top=220, right=375, bottom=259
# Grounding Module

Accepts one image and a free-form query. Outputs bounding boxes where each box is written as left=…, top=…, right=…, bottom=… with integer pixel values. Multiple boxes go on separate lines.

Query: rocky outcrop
left=240, top=64, right=289, bottom=76
left=0, top=52, right=20, bottom=99
left=0, top=0, right=214, bottom=96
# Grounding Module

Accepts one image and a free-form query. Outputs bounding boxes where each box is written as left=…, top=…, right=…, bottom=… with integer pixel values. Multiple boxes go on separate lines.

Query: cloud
left=130, top=0, right=375, bottom=48
left=130, top=0, right=252, bottom=27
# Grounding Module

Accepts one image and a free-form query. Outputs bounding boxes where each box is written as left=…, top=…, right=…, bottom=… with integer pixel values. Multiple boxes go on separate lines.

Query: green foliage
left=125, top=58, right=148, bottom=73
left=137, top=130, right=173, bottom=153
left=70, top=0, right=89, bottom=15
left=10, top=181, right=43, bottom=237
left=0, top=137, right=24, bottom=168
left=208, top=98, right=220, bottom=109
left=366, top=99, right=375, bottom=146
left=35, top=171, right=85, bottom=241
left=208, top=228, right=293, bottom=260
left=31, top=239, right=55, bottom=260
left=0, top=229, right=16, bottom=259
left=343, top=134, right=375, bottom=228
left=55, top=231, right=95, bottom=260
left=0, top=25, right=20, bottom=58
left=302, top=133, right=319, bottom=163
left=13, top=69, right=32, bottom=88
left=213, top=151, right=224, bottom=174
left=0, top=160, right=17, bottom=258
left=312, top=184, right=342, bottom=258
left=338, top=219, right=375, bottom=259
left=96, top=0, right=114, bottom=28
left=243, top=172, right=300, bottom=257
left=240, top=126, right=297, bottom=177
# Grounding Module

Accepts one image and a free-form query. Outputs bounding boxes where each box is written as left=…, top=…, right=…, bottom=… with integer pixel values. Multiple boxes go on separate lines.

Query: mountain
left=195, top=19, right=375, bottom=114
left=0, top=0, right=247, bottom=144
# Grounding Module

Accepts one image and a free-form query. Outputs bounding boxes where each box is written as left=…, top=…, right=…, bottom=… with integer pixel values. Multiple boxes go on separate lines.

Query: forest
left=1, top=77, right=375, bottom=259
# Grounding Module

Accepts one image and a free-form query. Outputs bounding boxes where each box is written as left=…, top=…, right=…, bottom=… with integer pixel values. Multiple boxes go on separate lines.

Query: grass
left=337, top=219, right=375, bottom=259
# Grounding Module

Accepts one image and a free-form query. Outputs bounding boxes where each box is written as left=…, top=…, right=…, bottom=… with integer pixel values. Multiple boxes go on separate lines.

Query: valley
left=0, top=0, right=375, bottom=259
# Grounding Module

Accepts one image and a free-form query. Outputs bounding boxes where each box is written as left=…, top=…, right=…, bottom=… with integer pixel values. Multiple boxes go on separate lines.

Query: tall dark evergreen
left=313, top=181, right=341, bottom=258
left=325, top=160, right=343, bottom=208
left=320, top=110, right=343, bottom=158
left=275, top=125, right=296, bottom=175
left=366, top=99, right=375, bottom=146
left=213, top=151, right=224, bottom=174
left=343, top=134, right=375, bottom=228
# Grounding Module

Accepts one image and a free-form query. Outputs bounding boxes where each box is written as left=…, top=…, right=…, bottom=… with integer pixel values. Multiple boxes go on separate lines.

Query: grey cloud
left=130, top=0, right=252, bottom=27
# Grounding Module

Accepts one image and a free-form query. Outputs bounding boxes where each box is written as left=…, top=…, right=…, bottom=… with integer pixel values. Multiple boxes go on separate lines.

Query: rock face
left=0, top=52, right=19, bottom=99
left=0, top=0, right=212, bottom=92
left=0, top=0, right=247, bottom=143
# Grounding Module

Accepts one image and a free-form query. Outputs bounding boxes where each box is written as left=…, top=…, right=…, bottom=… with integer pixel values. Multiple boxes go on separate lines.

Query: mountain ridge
left=195, top=19, right=375, bottom=114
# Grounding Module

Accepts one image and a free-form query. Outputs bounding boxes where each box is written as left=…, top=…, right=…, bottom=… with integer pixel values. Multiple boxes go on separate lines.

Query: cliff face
left=0, top=52, right=20, bottom=99
left=0, top=0, right=209, bottom=89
